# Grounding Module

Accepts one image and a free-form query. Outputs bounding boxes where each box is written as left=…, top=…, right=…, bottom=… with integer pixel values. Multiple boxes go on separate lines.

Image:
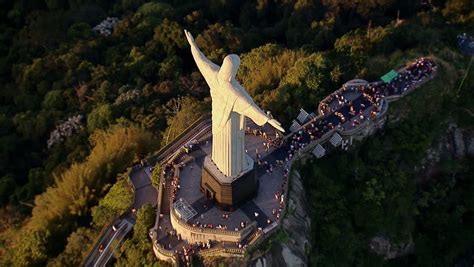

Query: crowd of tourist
left=190, top=220, right=231, bottom=231
left=160, top=236, right=214, bottom=265
left=320, top=58, right=435, bottom=120
left=47, top=114, right=83, bottom=149
left=156, top=162, right=180, bottom=204
left=377, top=57, right=436, bottom=96
left=319, top=81, right=366, bottom=116
left=169, top=167, right=180, bottom=203
left=247, top=126, right=283, bottom=150
left=310, top=57, right=436, bottom=142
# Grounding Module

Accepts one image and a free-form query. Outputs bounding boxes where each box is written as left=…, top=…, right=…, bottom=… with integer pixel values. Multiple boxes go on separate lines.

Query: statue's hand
left=184, top=29, right=220, bottom=75
left=268, top=119, right=285, bottom=133
left=184, top=29, right=196, bottom=47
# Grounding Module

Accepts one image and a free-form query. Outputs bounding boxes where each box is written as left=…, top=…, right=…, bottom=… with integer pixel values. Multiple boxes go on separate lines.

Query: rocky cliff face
left=369, top=236, right=415, bottom=260
left=369, top=123, right=474, bottom=260
left=420, top=123, right=474, bottom=172
left=252, top=171, right=311, bottom=267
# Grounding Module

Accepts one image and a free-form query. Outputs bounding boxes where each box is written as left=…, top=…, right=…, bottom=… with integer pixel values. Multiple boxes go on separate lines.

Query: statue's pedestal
left=201, top=155, right=257, bottom=211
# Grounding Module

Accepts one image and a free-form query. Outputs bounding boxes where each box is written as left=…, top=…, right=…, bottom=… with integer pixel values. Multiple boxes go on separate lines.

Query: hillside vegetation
left=0, top=0, right=472, bottom=266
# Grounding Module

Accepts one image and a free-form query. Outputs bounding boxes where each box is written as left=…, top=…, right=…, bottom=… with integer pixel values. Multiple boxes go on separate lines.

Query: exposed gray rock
left=369, top=236, right=415, bottom=260
left=467, top=137, right=474, bottom=157
left=444, top=123, right=474, bottom=159
left=453, top=125, right=466, bottom=158
left=281, top=244, right=305, bottom=267
left=255, top=257, right=267, bottom=267
left=281, top=171, right=310, bottom=263
left=251, top=171, right=310, bottom=267
left=421, top=123, right=474, bottom=169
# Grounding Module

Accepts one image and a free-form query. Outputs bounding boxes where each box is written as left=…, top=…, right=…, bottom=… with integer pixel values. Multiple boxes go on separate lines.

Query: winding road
left=83, top=118, right=212, bottom=267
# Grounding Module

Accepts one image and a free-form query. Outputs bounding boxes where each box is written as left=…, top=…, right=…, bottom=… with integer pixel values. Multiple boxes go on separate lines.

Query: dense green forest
left=0, top=0, right=472, bottom=266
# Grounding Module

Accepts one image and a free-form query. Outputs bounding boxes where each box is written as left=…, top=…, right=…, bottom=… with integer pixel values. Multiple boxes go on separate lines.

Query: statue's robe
left=186, top=31, right=278, bottom=176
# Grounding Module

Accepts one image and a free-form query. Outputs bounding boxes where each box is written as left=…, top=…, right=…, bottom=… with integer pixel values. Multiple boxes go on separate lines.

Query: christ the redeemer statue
left=185, top=30, right=284, bottom=177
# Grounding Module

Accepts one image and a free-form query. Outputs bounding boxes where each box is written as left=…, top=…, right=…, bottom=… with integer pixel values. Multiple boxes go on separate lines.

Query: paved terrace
left=314, top=57, right=436, bottom=136
left=154, top=122, right=286, bottom=251
left=176, top=124, right=285, bottom=231
left=151, top=57, right=437, bottom=265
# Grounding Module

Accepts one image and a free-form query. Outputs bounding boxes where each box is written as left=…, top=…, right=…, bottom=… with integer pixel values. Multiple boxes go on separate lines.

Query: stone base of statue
left=201, top=155, right=257, bottom=211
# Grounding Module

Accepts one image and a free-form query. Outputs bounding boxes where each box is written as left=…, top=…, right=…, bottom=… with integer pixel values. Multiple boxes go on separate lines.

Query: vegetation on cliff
left=0, top=0, right=472, bottom=266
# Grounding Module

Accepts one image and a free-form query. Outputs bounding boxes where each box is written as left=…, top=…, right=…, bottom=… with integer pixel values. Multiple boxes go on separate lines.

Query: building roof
left=289, top=120, right=301, bottom=133
left=296, top=108, right=310, bottom=124
left=312, top=144, right=326, bottom=158
left=329, top=132, right=343, bottom=147
left=381, top=70, right=398, bottom=83
left=290, top=120, right=301, bottom=133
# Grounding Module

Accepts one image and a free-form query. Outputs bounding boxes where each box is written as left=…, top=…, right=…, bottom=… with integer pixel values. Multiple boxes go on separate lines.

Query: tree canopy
left=0, top=0, right=472, bottom=265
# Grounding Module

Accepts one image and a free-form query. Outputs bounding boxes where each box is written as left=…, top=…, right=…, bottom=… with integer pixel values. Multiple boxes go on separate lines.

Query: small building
left=329, top=132, right=343, bottom=147
left=289, top=120, right=301, bottom=133
left=380, top=70, right=398, bottom=83
left=312, top=144, right=326, bottom=158
left=296, top=108, right=310, bottom=124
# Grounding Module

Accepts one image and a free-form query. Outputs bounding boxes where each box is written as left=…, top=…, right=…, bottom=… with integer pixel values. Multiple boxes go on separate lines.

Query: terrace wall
left=170, top=207, right=257, bottom=243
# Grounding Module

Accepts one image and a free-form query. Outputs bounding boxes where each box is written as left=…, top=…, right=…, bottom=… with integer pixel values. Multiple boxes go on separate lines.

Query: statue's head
left=219, top=54, right=240, bottom=82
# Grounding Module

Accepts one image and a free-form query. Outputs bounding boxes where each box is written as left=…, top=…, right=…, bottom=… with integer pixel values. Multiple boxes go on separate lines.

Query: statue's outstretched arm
left=268, top=118, right=285, bottom=132
left=232, top=82, right=286, bottom=132
left=244, top=103, right=285, bottom=132
left=184, top=30, right=219, bottom=75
